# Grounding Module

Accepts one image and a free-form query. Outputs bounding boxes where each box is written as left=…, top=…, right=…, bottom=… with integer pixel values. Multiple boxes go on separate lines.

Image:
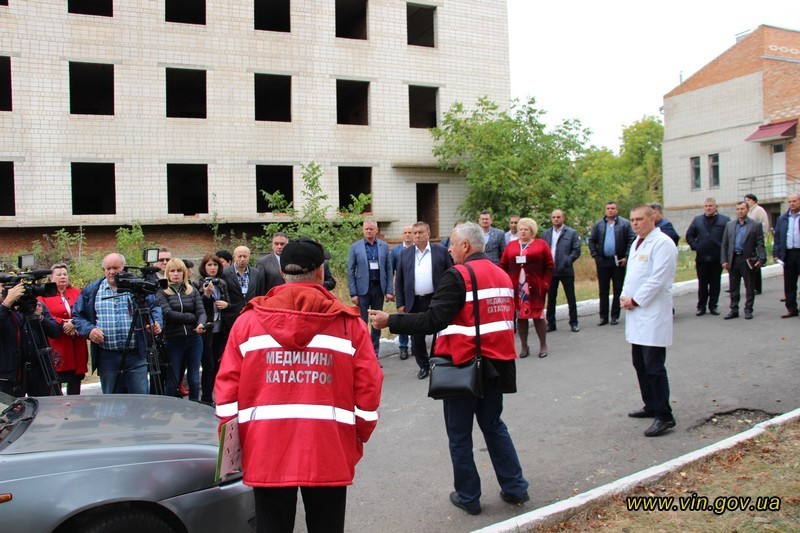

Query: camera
left=115, top=271, right=162, bottom=296
left=0, top=270, right=58, bottom=315
left=203, top=277, right=220, bottom=287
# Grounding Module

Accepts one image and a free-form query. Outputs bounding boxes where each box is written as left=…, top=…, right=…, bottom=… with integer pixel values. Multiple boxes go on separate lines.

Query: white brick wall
left=0, top=0, right=511, bottom=237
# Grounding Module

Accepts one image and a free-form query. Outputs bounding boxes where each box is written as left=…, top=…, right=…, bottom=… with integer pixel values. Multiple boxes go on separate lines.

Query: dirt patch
left=688, top=408, right=780, bottom=431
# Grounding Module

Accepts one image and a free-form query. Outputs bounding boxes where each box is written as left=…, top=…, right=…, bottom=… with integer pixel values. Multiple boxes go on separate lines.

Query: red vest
left=434, top=259, right=516, bottom=365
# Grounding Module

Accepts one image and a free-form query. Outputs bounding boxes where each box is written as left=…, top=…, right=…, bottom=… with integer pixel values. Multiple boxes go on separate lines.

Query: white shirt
left=550, top=226, right=563, bottom=261
left=413, top=243, right=434, bottom=296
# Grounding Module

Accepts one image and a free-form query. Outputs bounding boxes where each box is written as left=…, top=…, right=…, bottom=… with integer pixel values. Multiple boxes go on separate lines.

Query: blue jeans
left=97, top=347, right=149, bottom=394
left=164, top=335, right=203, bottom=401
left=398, top=334, right=409, bottom=351
left=442, top=381, right=528, bottom=507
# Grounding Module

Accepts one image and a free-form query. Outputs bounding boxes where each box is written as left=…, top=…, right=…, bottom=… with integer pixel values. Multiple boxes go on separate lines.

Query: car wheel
left=80, top=508, right=176, bottom=533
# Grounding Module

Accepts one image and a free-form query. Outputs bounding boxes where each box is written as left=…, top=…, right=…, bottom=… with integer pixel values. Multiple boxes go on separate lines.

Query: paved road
left=338, top=275, right=799, bottom=532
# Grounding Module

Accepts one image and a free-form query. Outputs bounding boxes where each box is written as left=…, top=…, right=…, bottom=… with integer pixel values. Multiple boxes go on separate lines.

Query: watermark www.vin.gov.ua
left=626, top=494, right=782, bottom=515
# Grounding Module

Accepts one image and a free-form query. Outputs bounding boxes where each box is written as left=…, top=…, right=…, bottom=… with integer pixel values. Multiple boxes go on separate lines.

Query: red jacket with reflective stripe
left=434, top=259, right=517, bottom=365
left=214, top=283, right=383, bottom=487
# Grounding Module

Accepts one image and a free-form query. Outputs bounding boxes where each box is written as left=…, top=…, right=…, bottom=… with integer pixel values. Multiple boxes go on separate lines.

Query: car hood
left=2, top=394, right=218, bottom=454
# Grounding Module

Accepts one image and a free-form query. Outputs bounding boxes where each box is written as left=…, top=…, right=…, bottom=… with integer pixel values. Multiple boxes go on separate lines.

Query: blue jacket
left=72, top=277, right=164, bottom=371
left=483, top=227, right=506, bottom=265
left=656, top=218, right=680, bottom=245
left=395, top=243, right=453, bottom=311
left=541, top=225, right=582, bottom=277
left=348, top=238, right=393, bottom=297
left=588, top=216, right=635, bottom=262
left=773, top=210, right=799, bottom=261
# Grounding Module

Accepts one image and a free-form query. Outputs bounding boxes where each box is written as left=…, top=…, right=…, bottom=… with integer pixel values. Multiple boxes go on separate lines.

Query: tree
left=431, top=97, right=594, bottom=226
left=255, top=162, right=370, bottom=273
left=618, top=115, right=664, bottom=209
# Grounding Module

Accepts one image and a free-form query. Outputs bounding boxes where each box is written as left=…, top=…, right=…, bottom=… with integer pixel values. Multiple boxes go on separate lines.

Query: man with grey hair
left=648, top=203, right=679, bottom=245
left=73, top=252, right=163, bottom=394
left=685, top=198, right=730, bottom=316
left=370, top=222, right=529, bottom=516
left=215, top=237, right=383, bottom=533
left=772, top=193, right=800, bottom=318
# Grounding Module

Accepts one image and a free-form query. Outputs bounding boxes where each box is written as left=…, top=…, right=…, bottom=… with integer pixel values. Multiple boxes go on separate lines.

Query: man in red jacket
left=215, top=237, right=383, bottom=533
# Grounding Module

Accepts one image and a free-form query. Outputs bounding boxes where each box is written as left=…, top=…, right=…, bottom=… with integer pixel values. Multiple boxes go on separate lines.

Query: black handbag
left=427, top=264, right=484, bottom=400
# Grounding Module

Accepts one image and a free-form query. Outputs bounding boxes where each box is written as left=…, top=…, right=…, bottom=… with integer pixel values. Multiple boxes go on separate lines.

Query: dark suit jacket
left=255, top=253, right=285, bottom=293
left=588, top=216, right=635, bottom=262
left=541, top=225, right=581, bottom=277
left=395, top=243, right=453, bottom=312
left=686, top=213, right=730, bottom=263
left=721, top=218, right=767, bottom=266
left=656, top=218, right=680, bottom=245
left=221, top=265, right=265, bottom=329
left=773, top=210, right=799, bottom=261
left=483, top=227, right=506, bottom=265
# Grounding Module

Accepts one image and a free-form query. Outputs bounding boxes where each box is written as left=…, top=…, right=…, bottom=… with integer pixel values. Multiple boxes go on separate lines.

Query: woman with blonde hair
left=39, top=263, right=89, bottom=394
left=155, top=258, right=207, bottom=400
left=500, top=217, right=554, bottom=358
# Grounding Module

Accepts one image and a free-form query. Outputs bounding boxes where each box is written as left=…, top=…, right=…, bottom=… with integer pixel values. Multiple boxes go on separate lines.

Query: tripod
left=111, top=292, right=169, bottom=395
left=22, top=312, right=62, bottom=396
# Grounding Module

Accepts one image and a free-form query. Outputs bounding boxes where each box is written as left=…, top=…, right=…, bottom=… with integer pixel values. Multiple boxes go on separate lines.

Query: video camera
left=0, top=255, right=57, bottom=315
left=113, top=248, right=169, bottom=297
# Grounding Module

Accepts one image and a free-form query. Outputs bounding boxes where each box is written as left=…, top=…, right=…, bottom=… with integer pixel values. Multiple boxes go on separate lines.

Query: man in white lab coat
left=620, top=205, right=678, bottom=437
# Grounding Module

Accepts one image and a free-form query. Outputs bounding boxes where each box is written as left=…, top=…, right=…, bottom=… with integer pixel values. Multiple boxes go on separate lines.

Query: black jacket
left=1, top=303, right=61, bottom=384
left=686, top=213, right=730, bottom=263
left=588, top=216, right=635, bottom=262
left=155, top=286, right=207, bottom=340
left=541, top=225, right=581, bottom=277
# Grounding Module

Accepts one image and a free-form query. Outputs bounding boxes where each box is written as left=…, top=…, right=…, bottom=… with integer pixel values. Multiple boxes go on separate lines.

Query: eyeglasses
left=158, top=258, right=170, bottom=262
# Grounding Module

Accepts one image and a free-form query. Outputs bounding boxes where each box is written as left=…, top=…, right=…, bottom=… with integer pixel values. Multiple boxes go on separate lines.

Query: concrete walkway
left=338, top=271, right=799, bottom=532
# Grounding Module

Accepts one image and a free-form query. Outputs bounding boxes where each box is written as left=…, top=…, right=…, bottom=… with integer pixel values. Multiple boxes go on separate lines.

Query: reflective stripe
left=464, top=287, right=514, bottom=302
left=355, top=406, right=379, bottom=422
left=437, top=320, right=515, bottom=338
left=307, top=334, right=356, bottom=356
left=216, top=401, right=239, bottom=418
left=238, top=404, right=358, bottom=425
left=240, top=335, right=281, bottom=356
left=239, top=334, right=356, bottom=357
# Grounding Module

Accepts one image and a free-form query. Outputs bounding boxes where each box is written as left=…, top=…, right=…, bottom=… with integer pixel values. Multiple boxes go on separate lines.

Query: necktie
left=635, top=237, right=644, bottom=250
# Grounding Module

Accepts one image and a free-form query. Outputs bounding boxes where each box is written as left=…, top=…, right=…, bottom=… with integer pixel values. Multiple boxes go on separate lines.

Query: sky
left=506, top=0, right=800, bottom=152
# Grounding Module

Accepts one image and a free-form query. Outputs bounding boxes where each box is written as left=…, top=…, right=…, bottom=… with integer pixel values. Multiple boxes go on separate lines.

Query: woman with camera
left=195, top=253, right=230, bottom=405
left=155, top=258, right=207, bottom=401
left=38, top=263, right=89, bottom=395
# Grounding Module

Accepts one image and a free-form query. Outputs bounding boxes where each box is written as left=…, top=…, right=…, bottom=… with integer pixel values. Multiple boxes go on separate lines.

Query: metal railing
left=737, top=173, right=799, bottom=202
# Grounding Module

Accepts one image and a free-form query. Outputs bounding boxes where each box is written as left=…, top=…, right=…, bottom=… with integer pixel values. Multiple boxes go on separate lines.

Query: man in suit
left=649, top=203, right=680, bottom=245
left=542, top=209, right=582, bottom=333
left=390, top=225, right=414, bottom=360
left=772, top=193, right=800, bottom=318
left=620, top=205, right=678, bottom=437
left=478, top=210, right=506, bottom=265
left=256, top=232, right=288, bottom=293
left=395, top=221, right=453, bottom=379
left=348, top=219, right=394, bottom=358
left=221, top=246, right=266, bottom=330
left=588, top=201, right=635, bottom=326
left=685, top=197, right=729, bottom=316
left=721, top=201, right=766, bottom=320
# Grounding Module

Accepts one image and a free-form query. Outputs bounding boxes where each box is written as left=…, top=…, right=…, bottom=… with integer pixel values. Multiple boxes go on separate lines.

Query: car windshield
left=0, top=392, right=35, bottom=445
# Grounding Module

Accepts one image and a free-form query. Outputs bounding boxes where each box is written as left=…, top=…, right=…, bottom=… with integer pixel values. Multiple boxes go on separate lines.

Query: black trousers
left=696, top=261, right=723, bottom=310
left=253, top=486, right=347, bottom=533
left=596, top=262, right=626, bottom=320
left=728, top=254, right=755, bottom=312
left=783, top=249, right=800, bottom=313
left=631, top=344, right=672, bottom=421
left=410, top=294, right=433, bottom=369
left=546, top=276, right=578, bottom=326
left=357, top=283, right=385, bottom=356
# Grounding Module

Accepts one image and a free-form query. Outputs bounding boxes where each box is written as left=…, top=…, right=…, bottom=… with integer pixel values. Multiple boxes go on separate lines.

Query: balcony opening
left=407, top=4, right=434, bottom=47
left=71, top=163, right=116, bottom=215
left=166, top=68, right=207, bottom=118
left=409, top=85, right=437, bottom=128
left=255, top=74, right=291, bottom=122
left=68, top=0, right=113, bottom=17
left=336, top=80, right=369, bottom=125
left=0, top=56, right=10, bottom=111
left=165, top=0, right=206, bottom=25
left=167, top=164, right=208, bottom=215
left=256, top=165, right=293, bottom=213
left=338, top=166, right=371, bottom=211
left=255, top=0, right=290, bottom=32
left=336, top=0, right=367, bottom=40
left=70, top=62, right=114, bottom=115
left=0, top=162, right=14, bottom=216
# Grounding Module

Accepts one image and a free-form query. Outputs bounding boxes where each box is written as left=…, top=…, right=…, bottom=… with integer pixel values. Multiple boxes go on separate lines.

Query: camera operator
left=196, top=254, right=230, bottom=405
left=1, top=282, right=62, bottom=396
left=72, top=253, right=163, bottom=395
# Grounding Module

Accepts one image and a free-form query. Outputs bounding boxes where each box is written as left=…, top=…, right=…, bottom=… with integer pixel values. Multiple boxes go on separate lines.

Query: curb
left=473, top=406, right=800, bottom=533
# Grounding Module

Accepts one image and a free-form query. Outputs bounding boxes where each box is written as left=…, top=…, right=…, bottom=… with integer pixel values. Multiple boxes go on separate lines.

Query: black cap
left=744, top=193, right=758, bottom=202
left=281, top=237, right=330, bottom=274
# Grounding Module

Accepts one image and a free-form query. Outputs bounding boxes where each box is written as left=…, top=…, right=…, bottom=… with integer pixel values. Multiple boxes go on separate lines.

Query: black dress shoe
left=696, top=308, right=706, bottom=316
left=449, top=491, right=481, bottom=515
left=644, top=418, right=676, bottom=437
left=399, top=348, right=409, bottom=360
left=610, top=318, right=619, bottom=325
left=570, top=324, right=580, bottom=333
left=546, top=323, right=556, bottom=332
left=417, top=367, right=430, bottom=380
left=781, top=310, right=799, bottom=318
left=724, top=311, right=739, bottom=320
left=519, top=350, right=529, bottom=359
left=598, top=318, right=609, bottom=326
left=709, top=307, right=720, bottom=315
left=744, top=310, right=753, bottom=320
left=628, top=408, right=655, bottom=418
left=500, top=490, right=530, bottom=505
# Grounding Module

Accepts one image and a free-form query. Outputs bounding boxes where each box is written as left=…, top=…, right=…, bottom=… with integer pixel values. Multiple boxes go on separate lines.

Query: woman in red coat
left=500, top=217, right=554, bottom=358
left=39, top=263, right=89, bottom=394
